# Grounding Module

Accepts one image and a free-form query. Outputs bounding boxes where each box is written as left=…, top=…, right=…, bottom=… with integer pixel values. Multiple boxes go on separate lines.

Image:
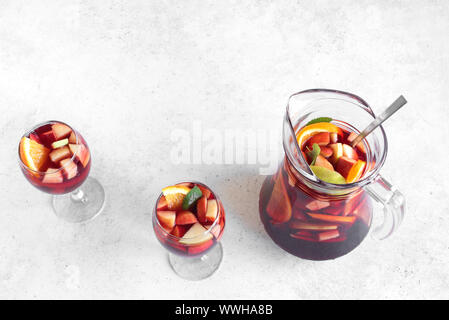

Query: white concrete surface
left=1, top=0, right=448, bottom=299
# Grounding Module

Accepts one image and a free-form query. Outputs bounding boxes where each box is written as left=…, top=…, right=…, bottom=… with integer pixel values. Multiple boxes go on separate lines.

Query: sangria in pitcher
left=259, top=89, right=405, bottom=260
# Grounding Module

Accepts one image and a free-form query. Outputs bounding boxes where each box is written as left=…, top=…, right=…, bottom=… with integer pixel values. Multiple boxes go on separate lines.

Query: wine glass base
left=168, top=242, right=223, bottom=281
left=52, top=177, right=105, bottom=223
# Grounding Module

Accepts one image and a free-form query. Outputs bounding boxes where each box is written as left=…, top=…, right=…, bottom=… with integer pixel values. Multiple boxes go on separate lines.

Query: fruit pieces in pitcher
left=19, top=122, right=90, bottom=182
left=156, top=183, right=222, bottom=255
left=297, top=119, right=367, bottom=184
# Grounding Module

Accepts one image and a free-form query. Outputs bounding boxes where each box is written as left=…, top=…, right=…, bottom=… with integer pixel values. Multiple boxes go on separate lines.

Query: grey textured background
left=1, top=1, right=448, bottom=299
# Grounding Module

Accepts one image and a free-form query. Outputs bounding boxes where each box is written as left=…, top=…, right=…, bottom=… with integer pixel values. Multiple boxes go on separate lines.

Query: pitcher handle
left=365, top=175, right=405, bottom=240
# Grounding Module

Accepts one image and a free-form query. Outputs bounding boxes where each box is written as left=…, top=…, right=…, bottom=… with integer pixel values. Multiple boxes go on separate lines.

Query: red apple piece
left=330, top=132, right=338, bottom=143
left=317, top=230, right=340, bottom=241
left=266, top=173, right=292, bottom=223
left=289, top=220, right=338, bottom=231
left=321, top=206, right=342, bottom=216
left=49, top=146, right=71, bottom=163
left=52, top=123, right=72, bottom=140
left=29, top=133, right=42, bottom=144
left=196, top=196, right=208, bottom=223
left=290, top=230, right=316, bottom=241
left=306, top=212, right=356, bottom=225
left=179, top=223, right=213, bottom=245
left=329, top=143, right=343, bottom=164
left=342, top=144, right=358, bottom=160
left=157, top=195, right=168, bottom=210
left=176, top=211, right=198, bottom=225
left=60, top=158, right=78, bottom=179
left=197, top=185, right=212, bottom=199
left=42, top=168, right=63, bottom=184
left=40, top=130, right=55, bottom=144
left=320, top=146, right=333, bottom=158
left=305, top=199, right=330, bottom=211
left=353, top=199, right=371, bottom=226
left=336, top=156, right=357, bottom=179
left=343, top=194, right=361, bottom=216
left=69, top=144, right=90, bottom=168
left=308, top=132, right=330, bottom=147
left=156, top=210, right=176, bottom=229
left=171, top=225, right=188, bottom=238
left=348, top=132, right=366, bottom=154
left=205, top=199, right=218, bottom=222
left=293, top=210, right=309, bottom=221
left=68, top=131, right=77, bottom=144
left=314, top=155, right=334, bottom=171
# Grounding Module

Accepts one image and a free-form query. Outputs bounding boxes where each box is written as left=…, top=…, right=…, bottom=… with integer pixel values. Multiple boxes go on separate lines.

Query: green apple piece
left=179, top=223, right=213, bottom=245
left=51, top=138, right=69, bottom=149
left=310, top=165, right=346, bottom=184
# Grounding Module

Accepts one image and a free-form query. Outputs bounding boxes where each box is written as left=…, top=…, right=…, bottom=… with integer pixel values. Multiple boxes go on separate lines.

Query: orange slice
left=296, top=122, right=343, bottom=149
left=162, top=185, right=191, bottom=210
left=346, top=160, right=366, bottom=183
left=19, top=137, right=50, bottom=172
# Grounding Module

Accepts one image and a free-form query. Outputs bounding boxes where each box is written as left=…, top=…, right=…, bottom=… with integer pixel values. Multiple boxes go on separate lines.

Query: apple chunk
left=69, top=144, right=90, bottom=168
left=68, top=131, right=77, bottom=144
left=156, top=210, right=176, bottom=230
left=336, top=156, right=357, bottom=179
left=176, top=211, right=198, bottom=225
left=308, top=132, right=330, bottom=147
left=266, top=173, right=292, bottom=223
left=329, top=143, right=343, bottom=164
left=60, top=158, right=78, bottom=180
left=314, top=155, right=334, bottom=171
left=42, top=168, right=63, bottom=184
left=196, top=196, right=208, bottom=223
left=205, top=199, right=219, bottom=222
left=157, top=195, right=168, bottom=210
left=348, top=132, right=366, bottom=154
left=49, top=146, right=71, bottom=163
left=320, top=146, right=333, bottom=158
left=305, top=199, right=330, bottom=211
left=342, top=144, right=358, bottom=160
left=179, top=223, right=213, bottom=245
left=52, top=123, right=72, bottom=140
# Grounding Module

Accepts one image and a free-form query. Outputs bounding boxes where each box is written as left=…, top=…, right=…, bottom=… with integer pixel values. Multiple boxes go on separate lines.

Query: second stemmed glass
left=153, top=182, right=225, bottom=280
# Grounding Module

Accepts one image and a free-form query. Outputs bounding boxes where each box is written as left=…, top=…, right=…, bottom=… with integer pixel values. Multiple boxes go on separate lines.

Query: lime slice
left=182, top=186, right=203, bottom=210
left=310, top=166, right=346, bottom=184
left=306, top=117, right=333, bottom=126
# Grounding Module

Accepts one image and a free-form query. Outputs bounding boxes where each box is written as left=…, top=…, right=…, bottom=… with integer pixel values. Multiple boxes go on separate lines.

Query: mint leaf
left=306, top=117, right=333, bottom=126
left=306, top=143, right=321, bottom=165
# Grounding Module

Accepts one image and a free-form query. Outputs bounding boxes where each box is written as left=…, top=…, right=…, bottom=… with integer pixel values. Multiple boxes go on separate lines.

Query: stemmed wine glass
left=152, top=181, right=225, bottom=280
left=18, top=120, right=105, bottom=222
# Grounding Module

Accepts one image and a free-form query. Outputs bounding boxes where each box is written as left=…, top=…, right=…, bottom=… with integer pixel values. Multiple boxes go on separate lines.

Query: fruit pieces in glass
left=19, top=121, right=91, bottom=194
left=154, top=182, right=225, bottom=257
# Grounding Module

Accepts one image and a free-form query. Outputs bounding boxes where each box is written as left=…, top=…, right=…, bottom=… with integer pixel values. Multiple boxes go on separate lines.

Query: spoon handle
left=350, top=95, right=407, bottom=148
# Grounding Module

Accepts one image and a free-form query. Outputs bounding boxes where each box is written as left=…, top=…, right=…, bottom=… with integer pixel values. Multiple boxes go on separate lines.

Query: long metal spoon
left=350, top=95, right=407, bottom=148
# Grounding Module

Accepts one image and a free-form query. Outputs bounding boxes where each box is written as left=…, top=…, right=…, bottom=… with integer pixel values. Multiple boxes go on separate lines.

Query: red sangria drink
left=18, top=121, right=105, bottom=223
left=153, top=182, right=225, bottom=280
left=260, top=120, right=373, bottom=260
left=259, top=89, right=405, bottom=260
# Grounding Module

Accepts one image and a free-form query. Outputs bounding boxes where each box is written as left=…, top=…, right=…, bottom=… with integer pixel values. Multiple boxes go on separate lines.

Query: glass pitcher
left=259, top=89, right=405, bottom=260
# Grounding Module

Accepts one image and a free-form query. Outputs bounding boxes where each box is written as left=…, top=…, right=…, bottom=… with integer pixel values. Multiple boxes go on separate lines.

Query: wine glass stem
left=71, top=189, right=88, bottom=204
